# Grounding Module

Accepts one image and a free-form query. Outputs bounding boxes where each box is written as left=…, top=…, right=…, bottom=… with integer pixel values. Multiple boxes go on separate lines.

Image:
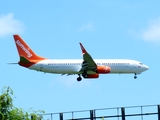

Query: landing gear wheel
left=134, top=73, right=137, bottom=79
left=77, top=77, right=82, bottom=81
left=134, top=74, right=137, bottom=79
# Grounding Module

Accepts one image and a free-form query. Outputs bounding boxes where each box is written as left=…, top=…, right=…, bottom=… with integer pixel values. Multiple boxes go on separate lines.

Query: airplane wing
left=79, top=43, right=97, bottom=73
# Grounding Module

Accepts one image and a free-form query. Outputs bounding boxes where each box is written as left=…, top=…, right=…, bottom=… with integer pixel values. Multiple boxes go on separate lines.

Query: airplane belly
left=29, top=64, right=81, bottom=74
left=109, top=65, right=145, bottom=74
left=48, top=66, right=80, bottom=73
left=110, top=66, right=134, bottom=73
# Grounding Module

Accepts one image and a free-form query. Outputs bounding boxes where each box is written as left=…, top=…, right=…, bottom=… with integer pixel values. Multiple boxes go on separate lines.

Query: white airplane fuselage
left=13, top=35, right=149, bottom=81
left=29, top=59, right=148, bottom=75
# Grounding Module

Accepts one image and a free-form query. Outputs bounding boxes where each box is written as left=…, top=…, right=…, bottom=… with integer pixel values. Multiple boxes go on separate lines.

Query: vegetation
left=0, top=86, right=44, bottom=120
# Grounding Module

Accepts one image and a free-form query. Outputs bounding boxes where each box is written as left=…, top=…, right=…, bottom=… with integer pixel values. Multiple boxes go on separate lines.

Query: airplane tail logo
left=13, top=35, right=45, bottom=61
left=16, top=39, right=32, bottom=58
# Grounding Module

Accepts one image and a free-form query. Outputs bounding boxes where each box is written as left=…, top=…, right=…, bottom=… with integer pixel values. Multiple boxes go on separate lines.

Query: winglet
left=79, top=43, right=87, bottom=54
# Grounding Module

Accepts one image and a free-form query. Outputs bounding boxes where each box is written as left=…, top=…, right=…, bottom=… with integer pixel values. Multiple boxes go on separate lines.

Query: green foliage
left=0, top=86, right=44, bottom=120
left=101, top=117, right=105, bottom=120
left=29, top=109, right=44, bottom=120
left=0, top=112, right=4, bottom=120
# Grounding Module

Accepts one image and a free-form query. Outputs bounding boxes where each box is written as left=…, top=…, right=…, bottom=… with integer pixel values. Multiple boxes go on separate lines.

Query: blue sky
left=0, top=0, right=160, bottom=119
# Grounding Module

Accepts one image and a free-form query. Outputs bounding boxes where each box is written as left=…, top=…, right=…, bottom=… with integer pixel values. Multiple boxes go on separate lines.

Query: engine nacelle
left=96, top=66, right=111, bottom=74
left=83, top=74, right=99, bottom=78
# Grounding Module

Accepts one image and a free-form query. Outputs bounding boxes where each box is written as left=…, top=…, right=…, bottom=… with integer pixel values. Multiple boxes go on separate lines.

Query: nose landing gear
left=134, top=73, right=137, bottom=79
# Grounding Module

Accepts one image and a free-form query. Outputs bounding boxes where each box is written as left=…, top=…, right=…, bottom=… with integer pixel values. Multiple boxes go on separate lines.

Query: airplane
left=13, top=34, right=149, bottom=81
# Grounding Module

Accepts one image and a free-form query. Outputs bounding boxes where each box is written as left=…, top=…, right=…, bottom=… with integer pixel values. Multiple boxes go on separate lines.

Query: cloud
left=141, top=17, right=160, bottom=42
left=79, top=22, right=95, bottom=32
left=0, top=13, right=25, bottom=37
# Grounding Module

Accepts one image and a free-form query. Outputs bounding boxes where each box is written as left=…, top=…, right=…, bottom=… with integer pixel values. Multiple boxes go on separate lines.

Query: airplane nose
left=144, top=65, right=149, bottom=70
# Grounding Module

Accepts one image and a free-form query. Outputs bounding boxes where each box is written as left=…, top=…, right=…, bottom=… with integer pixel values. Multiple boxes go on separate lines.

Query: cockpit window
left=139, top=63, right=143, bottom=65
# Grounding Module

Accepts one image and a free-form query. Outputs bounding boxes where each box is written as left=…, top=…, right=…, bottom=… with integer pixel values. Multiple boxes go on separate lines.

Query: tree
left=0, top=86, right=44, bottom=120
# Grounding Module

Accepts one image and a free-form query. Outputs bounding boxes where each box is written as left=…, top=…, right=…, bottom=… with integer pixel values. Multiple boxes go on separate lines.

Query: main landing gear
left=77, top=74, right=82, bottom=81
left=77, top=71, right=88, bottom=82
left=134, top=73, right=137, bottom=79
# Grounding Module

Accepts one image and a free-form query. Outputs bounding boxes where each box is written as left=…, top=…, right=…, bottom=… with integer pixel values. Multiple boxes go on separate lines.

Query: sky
left=0, top=0, right=160, bottom=119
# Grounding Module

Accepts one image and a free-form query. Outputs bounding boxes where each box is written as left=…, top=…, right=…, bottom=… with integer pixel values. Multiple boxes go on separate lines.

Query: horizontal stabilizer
left=7, top=63, right=18, bottom=64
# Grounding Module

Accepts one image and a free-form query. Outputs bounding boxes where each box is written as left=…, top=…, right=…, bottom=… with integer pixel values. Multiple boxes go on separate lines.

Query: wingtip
left=79, top=42, right=82, bottom=45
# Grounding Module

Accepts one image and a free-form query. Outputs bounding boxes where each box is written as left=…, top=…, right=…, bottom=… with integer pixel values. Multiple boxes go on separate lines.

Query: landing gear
left=82, top=74, right=88, bottom=78
left=134, top=76, right=137, bottom=79
left=77, top=74, right=82, bottom=81
left=77, top=77, right=82, bottom=81
left=82, top=71, right=88, bottom=78
left=134, top=73, right=137, bottom=79
left=77, top=71, right=88, bottom=81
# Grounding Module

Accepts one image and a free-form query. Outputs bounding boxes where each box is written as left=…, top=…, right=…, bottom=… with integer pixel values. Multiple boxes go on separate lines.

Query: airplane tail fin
left=13, top=35, right=45, bottom=63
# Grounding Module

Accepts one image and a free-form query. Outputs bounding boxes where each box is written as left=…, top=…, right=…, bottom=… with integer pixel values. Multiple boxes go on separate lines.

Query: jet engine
left=83, top=74, right=99, bottom=78
left=96, top=66, right=111, bottom=74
